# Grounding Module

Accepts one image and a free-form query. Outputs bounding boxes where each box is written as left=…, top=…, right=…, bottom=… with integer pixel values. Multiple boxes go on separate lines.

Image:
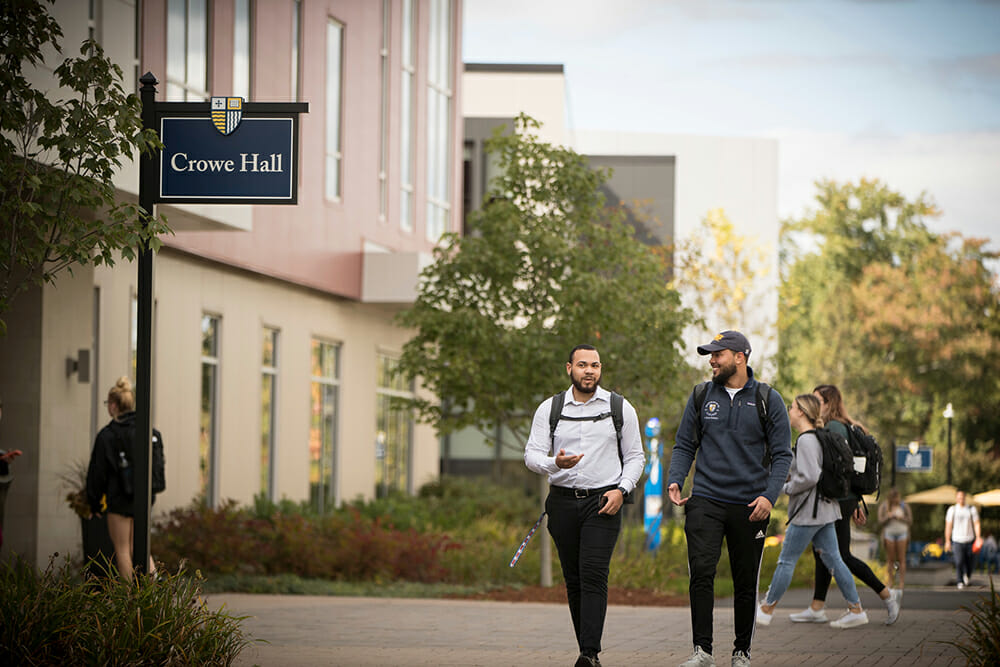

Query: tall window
left=378, top=0, right=389, bottom=221
left=200, top=315, right=221, bottom=506
left=310, top=340, right=340, bottom=512
left=166, top=0, right=209, bottom=101
left=425, top=0, right=453, bottom=241
left=233, top=0, right=252, bottom=99
left=291, top=0, right=301, bottom=101
left=261, top=327, right=278, bottom=499
left=325, top=19, right=344, bottom=201
left=375, top=353, right=414, bottom=497
left=130, top=292, right=138, bottom=381
left=399, top=0, right=416, bottom=233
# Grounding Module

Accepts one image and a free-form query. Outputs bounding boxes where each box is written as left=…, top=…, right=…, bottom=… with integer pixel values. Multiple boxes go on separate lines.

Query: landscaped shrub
left=154, top=500, right=461, bottom=582
left=943, top=576, right=1000, bottom=666
left=0, top=556, right=253, bottom=665
left=151, top=476, right=824, bottom=596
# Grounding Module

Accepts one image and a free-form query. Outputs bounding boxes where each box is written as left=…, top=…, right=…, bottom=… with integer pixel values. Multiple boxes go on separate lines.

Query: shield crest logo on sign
left=211, top=97, right=243, bottom=135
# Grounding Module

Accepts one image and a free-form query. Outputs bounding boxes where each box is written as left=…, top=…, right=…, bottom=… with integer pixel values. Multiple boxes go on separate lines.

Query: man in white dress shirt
left=524, top=344, right=645, bottom=667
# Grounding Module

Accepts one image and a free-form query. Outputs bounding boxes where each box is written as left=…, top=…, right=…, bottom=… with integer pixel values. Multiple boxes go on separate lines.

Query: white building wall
left=574, top=130, right=780, bottom=373
left=36, top=269, right=96, bottom=565
left=462, top=68, right=568, bottom=145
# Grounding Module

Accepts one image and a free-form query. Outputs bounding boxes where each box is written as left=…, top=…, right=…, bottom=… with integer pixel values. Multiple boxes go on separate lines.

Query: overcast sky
left=462, top=0, right=1000, bottom=252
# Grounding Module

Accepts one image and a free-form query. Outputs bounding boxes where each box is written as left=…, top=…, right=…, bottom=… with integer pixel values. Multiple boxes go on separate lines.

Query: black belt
left=550, top=484, right=617, bottom=499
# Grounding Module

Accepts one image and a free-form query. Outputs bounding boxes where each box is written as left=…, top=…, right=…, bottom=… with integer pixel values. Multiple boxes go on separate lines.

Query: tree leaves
left=0, top=4, right=170, bottom=332
left=778, top=178, right=1000, bottom=463
left=396, top=114, right=692, bottom=447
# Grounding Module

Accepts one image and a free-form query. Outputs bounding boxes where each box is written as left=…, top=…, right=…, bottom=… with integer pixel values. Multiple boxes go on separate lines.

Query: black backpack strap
left=549, top=390, right=625, bottom=466
left=109, top=420, right=131, bottom=462
left=692, top=381, right=711, bottom=445
left=610, top=391, right=624, bottom=464
left=756, top=381, right=772, bottom=466
left=548, top=392, right=566, bottom=455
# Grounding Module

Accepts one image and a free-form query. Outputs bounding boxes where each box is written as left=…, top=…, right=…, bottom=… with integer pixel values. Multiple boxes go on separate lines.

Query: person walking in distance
left=945, top=489, right=982, bottom=589
left=789, top=385, right=901, bottom=625
left=524, top=345, right=645, bottom=667
left=756, top=394, right=870, bottom=630
left=86, top=377, right=163, bottom=581
left=877, top=488, right=911, bottom=597
left=668, top=331, right=793, bottom=667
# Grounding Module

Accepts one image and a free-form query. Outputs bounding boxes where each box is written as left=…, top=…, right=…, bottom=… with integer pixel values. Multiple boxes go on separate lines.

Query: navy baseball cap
left=697, top=330, right=751, bottom=357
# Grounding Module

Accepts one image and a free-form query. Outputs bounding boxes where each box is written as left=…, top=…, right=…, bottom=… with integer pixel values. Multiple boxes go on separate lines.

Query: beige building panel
left=38, top=268, right=95, bottom=565
left=91, top=251, right=435, bottom=514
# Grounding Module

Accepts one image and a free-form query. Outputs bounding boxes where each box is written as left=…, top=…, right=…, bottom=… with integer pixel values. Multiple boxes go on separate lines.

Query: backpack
left=548, top=391, right=633, bottom=503
left=692, top=380, right=773, bottom=465
left=788, top=427, right=854, bottom=521
left=112, top=422, right=166, bottom=496
left=845, top=423, right=882, bottom=498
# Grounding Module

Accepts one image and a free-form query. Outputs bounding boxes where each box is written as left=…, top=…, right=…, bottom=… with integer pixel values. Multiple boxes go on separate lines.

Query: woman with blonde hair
left=757, top=394, right=869, bottom=629
left=789, top=384, right=901, bottom=625
left=86, top=377, right=161, bottom=581
left=878, top=487, right=912, bottom=593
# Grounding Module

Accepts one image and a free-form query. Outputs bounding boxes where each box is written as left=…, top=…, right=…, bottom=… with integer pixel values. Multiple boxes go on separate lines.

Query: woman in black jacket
left=86, top=377, right=159, bottom=581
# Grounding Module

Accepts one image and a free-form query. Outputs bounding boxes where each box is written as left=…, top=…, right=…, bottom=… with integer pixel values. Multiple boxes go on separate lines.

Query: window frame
left=260, top=326, right=279, bottom=500
left=309, top=339, right=341, bottom=513
left=166, top=0, right=210, bottom=102
left=200, top=313, right=221, bottom=507
left=324, top=17, right=345, bottom=202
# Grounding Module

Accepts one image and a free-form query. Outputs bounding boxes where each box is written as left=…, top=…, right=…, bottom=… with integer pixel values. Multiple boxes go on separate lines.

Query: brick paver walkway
left=209, top=585, right=985, bottom=666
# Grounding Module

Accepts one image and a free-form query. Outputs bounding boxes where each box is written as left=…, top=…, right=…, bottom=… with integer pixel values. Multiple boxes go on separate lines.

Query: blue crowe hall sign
left=156, top=97, right=308, bottom=204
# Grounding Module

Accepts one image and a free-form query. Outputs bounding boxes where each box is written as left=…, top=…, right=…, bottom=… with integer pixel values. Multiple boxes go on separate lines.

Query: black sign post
left=133, top=73, right=306, bottom=575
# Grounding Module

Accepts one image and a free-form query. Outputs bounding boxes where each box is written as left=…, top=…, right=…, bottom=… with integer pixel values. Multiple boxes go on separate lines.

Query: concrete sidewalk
left=208, top=584, right=990, bottom=666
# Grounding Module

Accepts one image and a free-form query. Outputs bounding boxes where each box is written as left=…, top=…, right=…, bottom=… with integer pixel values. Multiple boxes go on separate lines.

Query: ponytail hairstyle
left=795, top=393, right=824, bottom=430
left=108, top=376, right=136, bottom=412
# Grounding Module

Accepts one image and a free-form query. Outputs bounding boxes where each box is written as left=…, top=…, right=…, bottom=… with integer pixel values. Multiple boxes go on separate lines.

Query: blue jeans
left=765, top=522, right=860, bottom=606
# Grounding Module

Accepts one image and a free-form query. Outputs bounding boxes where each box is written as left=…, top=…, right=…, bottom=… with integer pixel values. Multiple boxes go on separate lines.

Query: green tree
left=396, top=114, right=692, bottom=449
left=0, top=0, right=169, bottom=333
left=778, top=178, right=1000, bottom=456
left=672, top=208, right=775, bottom=373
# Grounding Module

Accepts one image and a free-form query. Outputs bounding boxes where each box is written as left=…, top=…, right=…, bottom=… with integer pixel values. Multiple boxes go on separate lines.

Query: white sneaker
left=830, top=609, right=869, bottom=629
left=885, top=588, right=901, bottom=625
left=732, top=650, right=751, bottom=667
left=963, top=573, right=970, bottom=585
left=789, top=606, right=828, bottom=623
left=755, top=606, right=773, bottom=626
left=679, top=645, right=716, bottom=666
left=957, top=582, right=966, bottom=590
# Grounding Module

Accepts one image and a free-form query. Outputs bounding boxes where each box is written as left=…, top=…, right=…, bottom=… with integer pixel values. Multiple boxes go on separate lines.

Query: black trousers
left=813, top=498, right=885, bottom=601
left=546, top=490, right=622, bottom=657
left=684, top=495, right=768, bottom=656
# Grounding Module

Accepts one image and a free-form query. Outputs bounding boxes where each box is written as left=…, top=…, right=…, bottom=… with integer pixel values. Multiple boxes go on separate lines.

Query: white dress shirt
left=524, top=386, right=645, bottom=494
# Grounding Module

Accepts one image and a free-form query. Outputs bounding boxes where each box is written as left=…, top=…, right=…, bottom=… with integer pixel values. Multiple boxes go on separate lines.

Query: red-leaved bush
left=153, top=501, right=461, bottom=582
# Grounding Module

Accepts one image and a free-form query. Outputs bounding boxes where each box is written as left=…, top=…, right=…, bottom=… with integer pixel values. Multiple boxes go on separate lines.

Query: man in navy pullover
left=668, top=331, right=792, bottom=667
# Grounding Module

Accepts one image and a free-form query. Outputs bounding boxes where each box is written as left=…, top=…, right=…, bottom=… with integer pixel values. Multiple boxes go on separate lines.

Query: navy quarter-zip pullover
left=667, top=368, right=792, bottom=505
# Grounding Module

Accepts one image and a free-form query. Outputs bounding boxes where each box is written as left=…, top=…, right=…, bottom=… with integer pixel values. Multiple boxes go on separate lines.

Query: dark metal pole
left=890, top=438, right=896, bottom=488
left=947, top=417, right=953, bottom=485
left=133, top=72, right=159, bottom=576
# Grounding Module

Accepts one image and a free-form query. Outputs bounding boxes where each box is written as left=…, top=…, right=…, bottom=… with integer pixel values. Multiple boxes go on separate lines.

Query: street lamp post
left=943, top=402, right=954, bottom=485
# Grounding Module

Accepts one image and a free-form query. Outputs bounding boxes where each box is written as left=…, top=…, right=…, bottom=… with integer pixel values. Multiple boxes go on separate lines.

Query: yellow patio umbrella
left=973, top=489, right=1000, bottom=506
left=904, top=484, right=959, bottom=505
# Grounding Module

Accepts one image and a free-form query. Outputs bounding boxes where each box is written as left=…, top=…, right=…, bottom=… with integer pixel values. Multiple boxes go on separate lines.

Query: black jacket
left=86, top=412, right=162, bottom=516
